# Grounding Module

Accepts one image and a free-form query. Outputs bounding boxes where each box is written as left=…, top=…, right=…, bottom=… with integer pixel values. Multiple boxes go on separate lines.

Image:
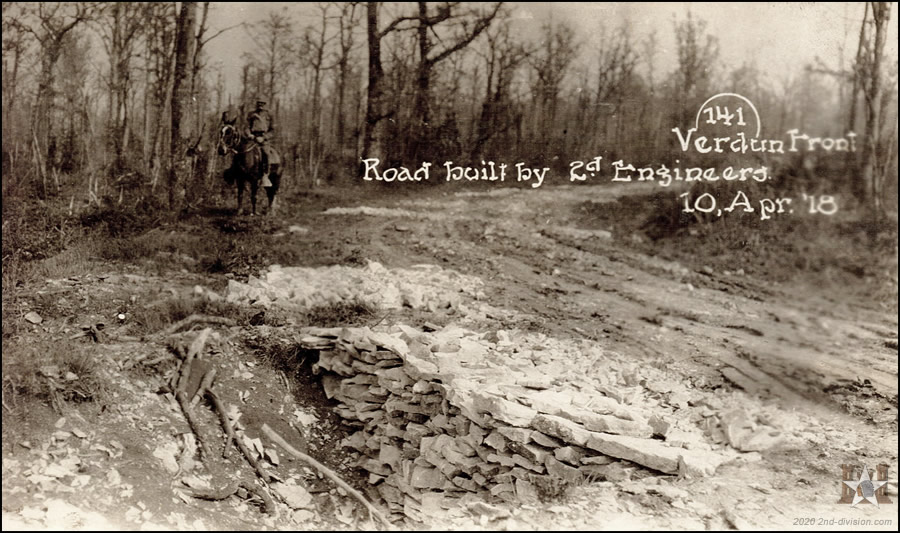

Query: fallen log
left=184, top=480, right=276, bottom=514
left=161, top=315, right=236, bottom=337
left=208, top=390, right=272, bottom=483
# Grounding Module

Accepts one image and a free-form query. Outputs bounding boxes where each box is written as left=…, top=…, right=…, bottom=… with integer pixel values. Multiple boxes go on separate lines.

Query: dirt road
left=364, top=183, right=897, bottom=417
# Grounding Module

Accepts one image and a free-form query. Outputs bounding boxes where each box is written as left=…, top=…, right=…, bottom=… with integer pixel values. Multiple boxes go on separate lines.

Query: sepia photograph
left=2, top=2, right=898, bottom=530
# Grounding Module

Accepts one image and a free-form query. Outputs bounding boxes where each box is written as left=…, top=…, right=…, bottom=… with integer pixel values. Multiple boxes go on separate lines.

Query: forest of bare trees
left=2, top=2, right=897, bottom=215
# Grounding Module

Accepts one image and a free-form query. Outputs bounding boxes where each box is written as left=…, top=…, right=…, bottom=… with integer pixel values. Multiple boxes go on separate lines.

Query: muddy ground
left=2, top=180, right=898, bottom=530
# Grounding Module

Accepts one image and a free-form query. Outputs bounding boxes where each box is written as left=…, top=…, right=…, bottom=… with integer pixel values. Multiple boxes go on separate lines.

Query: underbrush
left=86, top=211, right=309, bottom=278
left=2, top=199, right=82, bottom=262
left=1, top=196, right=166, bottom=295
left=303, top=299, right=378, bottom=326
left=2, top=196, right=85, bottom=291
left=78, top=199, right=167, bottom=238
left=132, top=296, right=246, bottom=333
left=2, top=338, right=111, bottom=412
left=3, top=198, right=309, bottom=294
left=125, top=293, right=377, bottom=338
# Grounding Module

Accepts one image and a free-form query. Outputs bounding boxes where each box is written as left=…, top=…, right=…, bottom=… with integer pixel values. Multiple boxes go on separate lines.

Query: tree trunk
left=4, top=32, right=24, bottom=144
left=336, top=59, right=347, bottom=152
left=33, top=43, right=63, bottom=188
left=362, top=2, right=386, bottom=169
left=847, top=2, right=868, bottom=196
left=311, top=50, right=323, bottom=157
left=143, top=65, right=152, bottom=173
left=240, top=64, right=250, bottom=109
left=408, top=2, right=432, bottom=164
left=169, top=2, right=198, bottom=211
left=860, top=2, right=889, bottom=215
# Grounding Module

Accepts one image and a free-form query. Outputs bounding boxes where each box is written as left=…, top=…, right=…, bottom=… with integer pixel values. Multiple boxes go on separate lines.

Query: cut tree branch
left=262, top=424, right=392, bottom=528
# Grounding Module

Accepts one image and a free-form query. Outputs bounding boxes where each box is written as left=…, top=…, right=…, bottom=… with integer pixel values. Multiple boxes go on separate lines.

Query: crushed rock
left=272, top=482, right=314, bottom=510
left=323, top=206, right=433, bottom=218
left=225, top=262, right=484, bottom=313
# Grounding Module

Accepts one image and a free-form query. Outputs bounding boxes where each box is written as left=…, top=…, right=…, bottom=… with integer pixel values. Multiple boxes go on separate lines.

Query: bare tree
left=96, top=3, right=145, bottom=173
left=247, top=8, right=296, bottom=107
left=361, top=2, right=500, bottom=165
left=470, top=15, right=531, bottom=160
left=642, top=30, right=658, bottom=95
left=361, top=2, right=389, bottom=167
left=15, top=2, right=94, bottom=186
left=595, top=24, right=638, bottom=107
left=857, top=1, right=893, bottom=215
left=239, top=62, right=252, bottom=112
left=673, top=11, right=719, bottom=125
left=527, top=20, right=579, bottom=160
left=302, top=3, right=337, bottom=165
left=849, top=3, right=870, bottom=137
left=169, top=1, right=198, bottom=211
left=639, top=29, right=662, bottom=157
left=143, top=3, right=177, bottom=188
left=331, top=2, right=361, bottom=154
left=531, top=21, right=579, bottom=123
left=592, top=23, right=638, bottom=147
left=2, top=4, right=29, bottom=141
left=56, top=30, right=92, bottom=174
left=405, top=2, right=502, bottom=163
left=193, top=3, right=242, bottom=127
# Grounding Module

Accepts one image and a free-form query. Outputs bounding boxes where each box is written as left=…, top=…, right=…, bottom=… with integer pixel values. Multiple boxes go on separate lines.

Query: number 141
left=702, top=106, right=746, bottom=127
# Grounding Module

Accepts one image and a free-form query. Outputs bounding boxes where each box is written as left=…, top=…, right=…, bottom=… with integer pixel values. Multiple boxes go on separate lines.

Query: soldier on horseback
left=217, top=99, right=282, bottom=216
left=245, top=98, right=277, bottom=187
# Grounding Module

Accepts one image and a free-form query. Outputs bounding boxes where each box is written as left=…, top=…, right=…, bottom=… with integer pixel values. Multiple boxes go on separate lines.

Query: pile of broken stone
left=297, top=324, right=741, bottom=522
left=225, top=262, right=485, bottom=313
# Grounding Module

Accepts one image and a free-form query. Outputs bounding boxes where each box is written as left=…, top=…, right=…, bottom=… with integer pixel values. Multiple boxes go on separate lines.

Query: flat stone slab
left=586, top=432, right=728, bottom=477
left=531, top=414, right=593, bottom=447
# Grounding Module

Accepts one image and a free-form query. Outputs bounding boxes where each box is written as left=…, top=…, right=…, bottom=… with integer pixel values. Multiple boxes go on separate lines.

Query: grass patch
left=2, top=194, right=87, bottom=304
left=1, top=238, right=108, bottom=341
left=78, top=203, right=164, bottom=238
left=122, top=294, right=376, bottom=339
left=303, top=298, right=377, bottom=327
left=530, top=474, right=572, bottom=503
left=250, top=335, right=320, bottom=389
left=2, top=338, right=111, bottom=412
left=2, top=186, right=355, bottom=305
left=89, top=218, right=309, bottom=278
left=127, top=294, right=264, bottom=336
left=3, top=199, right=83, bottom=263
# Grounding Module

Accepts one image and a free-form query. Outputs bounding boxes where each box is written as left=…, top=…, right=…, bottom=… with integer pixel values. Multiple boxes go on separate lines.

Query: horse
left=216, top=115, right=281, bottom=216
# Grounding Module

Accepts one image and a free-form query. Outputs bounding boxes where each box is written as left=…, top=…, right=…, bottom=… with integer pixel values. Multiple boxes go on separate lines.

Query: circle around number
left=694, top=93, right=762, bottom=138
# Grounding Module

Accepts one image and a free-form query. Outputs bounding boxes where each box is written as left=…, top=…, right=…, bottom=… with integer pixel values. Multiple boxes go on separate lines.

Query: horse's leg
left=236, top=177, right=245, bottom=215
left=266, top=188, right=276, bottom=215
left=249, top=178, right=258, bottom=216
left=265, top=167, right=279, bottom=216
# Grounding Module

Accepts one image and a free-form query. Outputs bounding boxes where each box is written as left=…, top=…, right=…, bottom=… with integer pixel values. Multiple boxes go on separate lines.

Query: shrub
left=2, top=339, right=110, bottom=411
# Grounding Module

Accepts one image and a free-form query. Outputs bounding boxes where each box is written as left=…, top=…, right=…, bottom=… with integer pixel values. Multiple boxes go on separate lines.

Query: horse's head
left=217, top=108, right=242, bottom=156
left=217, top=123, right=239, bottom=156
